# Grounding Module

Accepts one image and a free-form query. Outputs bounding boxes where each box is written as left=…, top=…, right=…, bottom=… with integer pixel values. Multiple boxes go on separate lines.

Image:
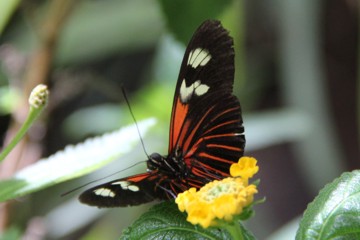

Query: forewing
left=168, top=20, right=245, bottom=179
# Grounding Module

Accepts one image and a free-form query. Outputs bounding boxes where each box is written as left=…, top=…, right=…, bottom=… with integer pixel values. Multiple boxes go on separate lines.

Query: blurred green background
left=0, top=0, right=358, bottom=239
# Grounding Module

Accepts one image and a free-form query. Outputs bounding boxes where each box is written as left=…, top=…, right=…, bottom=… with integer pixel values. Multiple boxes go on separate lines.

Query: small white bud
left=29, top=84, right=49, bottom=108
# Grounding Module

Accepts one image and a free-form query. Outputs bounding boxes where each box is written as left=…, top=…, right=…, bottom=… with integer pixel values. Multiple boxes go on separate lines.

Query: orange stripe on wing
left=192, top=165, right=227, bottom=179
left=203, top=119, right=239, bottom=135
left=169, top=97, right=189, bottom=150
left=198, top=152, right=234, bottom=164
left=126, top=172, right=156, bottom=182
left=206, top=143, right=243, bottom=151
left=184, top=132, right=240, bottom=160
left=210, top=105, right=240, bottom=122
left=182, top=106, right=215, bottom=151
left=203, top=133, right=239, bottom=140
left=195, top=160, right=229, bottom=176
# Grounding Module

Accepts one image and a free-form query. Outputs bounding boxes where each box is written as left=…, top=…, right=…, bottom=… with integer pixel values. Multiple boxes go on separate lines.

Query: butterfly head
left=147, top=152, right=163, bottom=170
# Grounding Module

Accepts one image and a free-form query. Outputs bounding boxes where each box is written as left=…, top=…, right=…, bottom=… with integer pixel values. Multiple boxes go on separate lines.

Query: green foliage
left=120, top=200, right=256, bottom=240
left=0, top=85, right=48, bottom=162
left=0, top=226, right=22, bottom=240
left=0, top=86, right=20, bottom=115
left=158, top=0, right=232, bottom=44
left=296, top=170, right=360, bottom=240
left=0, top=0, right=21, bottom=36
left=55, top=0, right=163, bottom=65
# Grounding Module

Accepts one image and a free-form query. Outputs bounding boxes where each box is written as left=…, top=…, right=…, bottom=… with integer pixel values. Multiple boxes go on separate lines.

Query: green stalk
left=0, top=84, right=49, bottom=162
left=219, top=220, right=244, bottom=240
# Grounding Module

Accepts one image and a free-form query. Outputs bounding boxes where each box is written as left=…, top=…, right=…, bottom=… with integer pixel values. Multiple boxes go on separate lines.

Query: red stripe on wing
left=206, top=143, right=242, bottom=151
left=191, top=164, right=227, bottom=179
left=184, top=132, right=241, bottom=158
left=169, top=98, right=189, bottom=151
left=203, top=119, right=239, bottom=135
left=198, top=152, right=234, bottom=164
left=181, top=106, right=215, bottom=151
left=125, top=171, right=158, bottom=182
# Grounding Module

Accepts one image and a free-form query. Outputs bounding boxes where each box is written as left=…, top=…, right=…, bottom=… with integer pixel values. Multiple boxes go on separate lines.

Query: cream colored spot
left=128, top=185, right=140, bottom=192
left=180, top=79, right=210, bottom=103
left=112, top=181, right=139, bottom=192
left=94, top=188, right=115, bottom=197
left=195, top=84, right=210, bottom=96
left=187, top=48, right=211, bottom=68
left=112, top=181, right=130, bottom=189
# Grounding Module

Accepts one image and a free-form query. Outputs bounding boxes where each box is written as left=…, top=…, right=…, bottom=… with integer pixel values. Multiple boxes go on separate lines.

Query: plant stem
left=221, top=221, right=244, bottom=240
left=0, top=84, right=48, bottom=162
left=0, top=106, right=43, bottom=162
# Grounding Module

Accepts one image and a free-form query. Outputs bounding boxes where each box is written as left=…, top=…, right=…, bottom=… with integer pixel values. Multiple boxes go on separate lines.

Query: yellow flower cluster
left=175, top=157, right=259, bottom=228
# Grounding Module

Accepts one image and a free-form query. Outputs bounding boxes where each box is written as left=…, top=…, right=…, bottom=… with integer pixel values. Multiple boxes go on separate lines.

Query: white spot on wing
left=112, top=181, right=130, bottom=189
left=180, top=80, right=192, bottom=103
left=112, top=181, right=139, bottom=192
left=195, top=84, right=210, bottom=96
left=128, top=185, right=140, bottom=192
left=187, top=48, right=211, bottom=68
left=188, top=50, right=194, bottom=65
left=180, top=79, right=210, bottom=103
left=94, top=188, right=115, bottom=197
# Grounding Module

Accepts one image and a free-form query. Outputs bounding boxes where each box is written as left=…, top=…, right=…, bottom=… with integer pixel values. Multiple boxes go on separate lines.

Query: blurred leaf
left=0, top=86, right=20, bottom=115
left=0, top=226, right=22, bottom=240
left=245, top=109, right=312, bottom=151
left=55, top=0, right=163, bottom=65
left=0, top=119, right=156, bottom=202
left=0, top=0, right=21, bottom=36
left=158, top=0, right=233, bottom=44
left=267, top=217, right=300, bottom=240
left=151, top=35, right=184, bottom=84
left=62, top=83, right=173, bottom=140
left=62, top=104, right=125, bottom=139
left=4, top=0, right=163, bottom=66
left=133, top=84, right=173, bottom=119
left=296, top=170, right=360, bottom=240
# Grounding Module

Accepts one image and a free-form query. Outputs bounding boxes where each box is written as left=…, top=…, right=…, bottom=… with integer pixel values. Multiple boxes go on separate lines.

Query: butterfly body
left=79, top=20, right=245, bottom=208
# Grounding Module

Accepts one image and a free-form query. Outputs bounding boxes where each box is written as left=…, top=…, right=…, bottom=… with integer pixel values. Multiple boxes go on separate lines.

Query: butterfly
left=79, top=20, right=245, bottom=207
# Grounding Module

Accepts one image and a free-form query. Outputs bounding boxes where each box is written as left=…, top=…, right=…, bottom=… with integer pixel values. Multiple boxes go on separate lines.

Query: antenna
left=61, top=160, right=147, bottom=196
left=121, top=86, right=150, bottom=158
left=62, top=86, right=152, bottom=197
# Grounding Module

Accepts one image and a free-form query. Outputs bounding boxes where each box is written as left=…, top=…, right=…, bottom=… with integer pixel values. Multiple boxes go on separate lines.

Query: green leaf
left=120, top=201, right=255, bottom=240
left=158, top=0, right=232, bottom=44
left=0, top=86, right=20, bottom=115
left=56, top=0, right=163, bottom=65
left=0, top=118, right=156, bottom=202
left=296, top=170, right=360, bottom=240
left=0, top=226, right=22, bottom=240
left=0, top=0, right=21, bottom=36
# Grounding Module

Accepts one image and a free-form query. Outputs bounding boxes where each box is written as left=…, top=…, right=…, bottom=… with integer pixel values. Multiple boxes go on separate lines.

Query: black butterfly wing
left=79, top=171, right=165, bottom=207
left=169, top=20, right=245, bottom=181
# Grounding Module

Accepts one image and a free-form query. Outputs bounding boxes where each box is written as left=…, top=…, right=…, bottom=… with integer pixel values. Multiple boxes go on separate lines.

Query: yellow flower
left=176, top=187, right=197, bottom=212
left=175, top=156, right=259, bottom=228
left=230, top=156, right=259, bottom=183
left=176, top=178, right=258, bottom=228
left=186, top=201, right=214, bottom=228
